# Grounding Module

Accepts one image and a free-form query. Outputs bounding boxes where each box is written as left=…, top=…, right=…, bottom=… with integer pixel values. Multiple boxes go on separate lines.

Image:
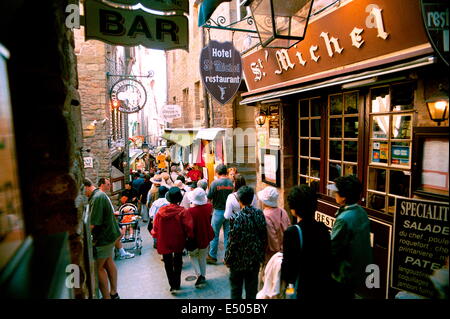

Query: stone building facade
left=166, top=0, right=259, bottom=185
left=0, top=0, right=89, bottom=298
left=74, top=29, right=132, bottom=199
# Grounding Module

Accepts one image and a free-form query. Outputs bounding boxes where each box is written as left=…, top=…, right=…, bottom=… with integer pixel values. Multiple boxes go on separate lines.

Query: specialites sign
left=421, top=0, right=449, bottom=66
left=84, top=0, right=188, bottom=51
left=200, top=41, right=242, bottom=105
left=391, top=197, right=449, bottom=298
left=110, top=78, right=147, bottom=113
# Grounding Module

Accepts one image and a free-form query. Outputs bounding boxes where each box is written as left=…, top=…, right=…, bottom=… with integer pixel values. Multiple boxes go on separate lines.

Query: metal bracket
left=106, top=70, right=154, bottom=78
left=202, top=15, right=258, bottom=34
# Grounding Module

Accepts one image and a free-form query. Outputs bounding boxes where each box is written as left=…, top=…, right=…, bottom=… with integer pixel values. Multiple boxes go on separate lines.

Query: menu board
left=261, top=148, right=280, bottom=187
left=0, top=46, right=25, bottom=270
left=391, top=197, right=449, bottom=297
left=421, top=138, right=449, bottom=191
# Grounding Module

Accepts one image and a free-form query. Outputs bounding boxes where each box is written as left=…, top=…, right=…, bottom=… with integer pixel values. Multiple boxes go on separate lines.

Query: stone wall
left=1, top=0, right=89, bottom=298
left=74, top=29, right=110, bottom=184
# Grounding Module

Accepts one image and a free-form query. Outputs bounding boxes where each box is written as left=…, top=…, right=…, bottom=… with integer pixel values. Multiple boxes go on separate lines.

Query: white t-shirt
left=224, top=192, right=259, bottom=219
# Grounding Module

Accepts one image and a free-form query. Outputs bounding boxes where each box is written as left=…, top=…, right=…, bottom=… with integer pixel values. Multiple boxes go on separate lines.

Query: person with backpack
left=281, top=185, right=333, bottom=299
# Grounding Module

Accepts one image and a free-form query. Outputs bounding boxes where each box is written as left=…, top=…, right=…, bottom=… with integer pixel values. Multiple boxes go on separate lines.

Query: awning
left=195, top=128, right=225, bottom=140
left=162, top=129, right=198, bottom=147
left=240, top=56, right=437, bottom=105
left=198, top=0, right=232, bottom=27
left=129, top=150, right=144, bottom=164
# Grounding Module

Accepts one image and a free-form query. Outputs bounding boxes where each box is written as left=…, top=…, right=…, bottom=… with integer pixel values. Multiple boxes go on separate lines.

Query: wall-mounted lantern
left=247, top=0, right=315, bottom=48
left=426, top=87, right=448, bottom=126
left=256, top=110, right=267, bottom=126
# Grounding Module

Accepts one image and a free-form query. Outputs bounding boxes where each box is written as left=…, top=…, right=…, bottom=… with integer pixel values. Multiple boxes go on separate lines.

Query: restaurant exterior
left=240, top=0, right=449, bottom=298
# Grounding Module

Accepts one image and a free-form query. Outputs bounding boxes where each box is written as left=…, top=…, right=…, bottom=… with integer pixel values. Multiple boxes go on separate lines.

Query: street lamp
left=247, top=0, right=314, bottom=48
left=426, top=88, right=448, bottom=126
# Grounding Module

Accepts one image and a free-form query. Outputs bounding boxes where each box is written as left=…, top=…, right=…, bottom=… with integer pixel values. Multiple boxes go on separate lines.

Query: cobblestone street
left=115, top=222, right=230, bottom=299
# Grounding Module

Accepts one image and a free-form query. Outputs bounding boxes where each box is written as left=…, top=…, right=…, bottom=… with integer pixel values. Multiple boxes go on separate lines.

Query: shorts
left=94, top=242, right=115, bottom=260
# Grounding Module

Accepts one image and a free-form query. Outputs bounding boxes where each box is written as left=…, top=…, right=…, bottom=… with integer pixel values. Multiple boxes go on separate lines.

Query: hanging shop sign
left=242, top=0, right=433, bottom=93
left=83, top=157, right=94, bottom=168
left=84, top=0, right=188, bottom=51
left=107, top=0, right=189, bottom=14
left=160, top=104, right=182, bottom=123
left=391, top=197, right=449, bottom=298
left=110, top=78, right=147, bottom=113
left=200, top=40, right=242, bottom=105
left=421, top=0, right=449, bottom=66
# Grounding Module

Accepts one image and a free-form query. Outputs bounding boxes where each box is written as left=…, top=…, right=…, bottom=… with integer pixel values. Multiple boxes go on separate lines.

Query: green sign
left=85, top=0, right=188, bottom=51
left=107, top=0, right=189, bottom=13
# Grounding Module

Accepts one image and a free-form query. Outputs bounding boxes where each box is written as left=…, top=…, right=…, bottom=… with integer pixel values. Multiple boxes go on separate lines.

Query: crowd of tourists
left=84, top=155, right=374, bottom=299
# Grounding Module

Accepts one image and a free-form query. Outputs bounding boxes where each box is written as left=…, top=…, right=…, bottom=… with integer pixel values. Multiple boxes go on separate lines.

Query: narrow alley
left=115, top=222, right=230, bottom=299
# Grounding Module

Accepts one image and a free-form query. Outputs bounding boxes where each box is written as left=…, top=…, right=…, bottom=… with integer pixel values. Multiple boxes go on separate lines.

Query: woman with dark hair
left=224, top=174, right=259, bottom=220
left=151, top=187, right=194, bottom=294
left=280, top=185, right=333, bottom=299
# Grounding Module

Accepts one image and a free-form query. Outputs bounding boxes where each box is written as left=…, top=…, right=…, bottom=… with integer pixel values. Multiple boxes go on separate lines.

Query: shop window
left=327, top=91, right=359, bottom=194
left=298, top=97, right=322, bottom=188
left=367, top=83, right=415, bottom=213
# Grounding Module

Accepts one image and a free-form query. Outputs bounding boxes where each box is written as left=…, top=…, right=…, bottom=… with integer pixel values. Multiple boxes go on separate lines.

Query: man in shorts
left=84, top=178, right=122, bottom=299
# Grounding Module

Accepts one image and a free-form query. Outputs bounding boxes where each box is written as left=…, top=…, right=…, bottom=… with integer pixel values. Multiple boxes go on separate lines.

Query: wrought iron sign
left=200, top=40, right=243, bottom=105
left=110, top=78, right=147, bottom=113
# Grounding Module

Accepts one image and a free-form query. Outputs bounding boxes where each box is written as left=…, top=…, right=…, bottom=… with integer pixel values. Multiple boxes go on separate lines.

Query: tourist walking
left=257, top=186, right=290, bottom=288
left=151, top=187, right=194, bottom=294
left=207, top=164, right=234, bottom=264
left=84, top=178, right=122, bottom=299
left=281, top=185, right=333, bottom=299
left=98, top=178, right=134, bottom=260
left=224, top=186, right=267, bottom=299
left=185, top=188, right=215, bottom=288
left=138, top=174, right=152, bottom=223
left=224, top=174, right=259, bottom=220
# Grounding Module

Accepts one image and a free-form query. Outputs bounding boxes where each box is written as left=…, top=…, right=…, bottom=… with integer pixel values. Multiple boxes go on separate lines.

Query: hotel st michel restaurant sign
left=67, top=0, right=189, bottom=51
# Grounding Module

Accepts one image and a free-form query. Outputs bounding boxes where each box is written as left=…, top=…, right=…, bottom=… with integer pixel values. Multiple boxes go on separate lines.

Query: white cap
left=257, top=186, right=279, bottom=207
left=188, top=188, right=208, bottom=206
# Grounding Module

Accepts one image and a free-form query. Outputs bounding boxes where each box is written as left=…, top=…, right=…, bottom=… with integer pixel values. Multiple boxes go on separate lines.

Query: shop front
left=161, top=128, right=227, bottom=184
left=241, top=0, right=449, bottom=299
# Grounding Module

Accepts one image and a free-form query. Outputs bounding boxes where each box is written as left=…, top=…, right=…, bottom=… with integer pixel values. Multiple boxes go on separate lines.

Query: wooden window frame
left=365, top=83, right=416, bottom=214
left=298, top=97, right=322, bottom=188
left=326, top=91, right=361, bottom=194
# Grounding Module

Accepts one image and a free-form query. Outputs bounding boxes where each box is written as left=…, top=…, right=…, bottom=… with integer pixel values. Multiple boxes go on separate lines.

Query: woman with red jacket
left=151, top=187, right=193, bottom=294
left=186, top=188, right=215, bottom=288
